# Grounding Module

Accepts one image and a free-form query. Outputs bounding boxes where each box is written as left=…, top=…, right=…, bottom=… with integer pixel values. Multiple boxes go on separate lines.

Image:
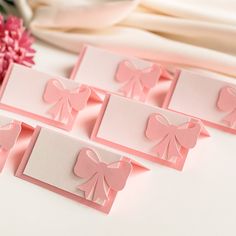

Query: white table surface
left=0, top=40, right=235, bottom=236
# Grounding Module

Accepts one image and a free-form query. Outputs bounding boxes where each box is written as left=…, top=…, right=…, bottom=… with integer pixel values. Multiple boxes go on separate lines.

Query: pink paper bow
left=217, top=86, right=236, bottom=127
left=43, top=79, right=91, bottom=122
left=115, top=60, right=161, bottom=100
left=145, top=114, right=201, bottom=161
left=74, top=148, right=132, bottom=202
left=0, top=122, right=21, bottom=151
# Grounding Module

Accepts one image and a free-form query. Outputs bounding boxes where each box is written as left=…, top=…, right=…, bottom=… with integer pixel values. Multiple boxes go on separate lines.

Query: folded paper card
left=70, top=45, right=179, bottom=102
left=91, top=94, right=207, bottom=170
left=0, top=114, right=21, bottom=171
left=16, top=126, right=147, bottom=213
left=0, top=63, right=91, bottom=130
left=163, top=70, right=236, bottom=134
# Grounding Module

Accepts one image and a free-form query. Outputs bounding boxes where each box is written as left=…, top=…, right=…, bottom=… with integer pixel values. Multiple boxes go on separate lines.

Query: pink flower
left=0, top=15, right=35, bottom=82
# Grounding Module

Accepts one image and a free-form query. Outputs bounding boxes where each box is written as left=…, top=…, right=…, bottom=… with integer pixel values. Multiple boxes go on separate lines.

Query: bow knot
left=43, top=79, right=91, bottom=122
left=58, top=89, right=71, bottom=97
left=95, top=162, right=108, bottom=175
left=168, top=125, right=178, bottom=134
left=74, top=148, right=132, bottom=203
left=217, top=86, right=236, bottom=128
left=115, top=60, right=161, bottom=100
left=145, top=113, right=201, bottom=161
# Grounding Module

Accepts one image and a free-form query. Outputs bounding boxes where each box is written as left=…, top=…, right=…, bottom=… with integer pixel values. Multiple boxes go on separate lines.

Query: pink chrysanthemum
left=0, top=15, right=35, bottom=82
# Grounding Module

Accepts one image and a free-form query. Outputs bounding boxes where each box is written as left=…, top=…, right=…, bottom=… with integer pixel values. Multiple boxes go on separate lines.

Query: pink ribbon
left=0, top=122, right=21, bottom=151
left=115, top=60, right=161, bottom=99
left=217, top=86, right=236, bottom=127
left=74, top=148, right=132, bottom=202
left=43, top=79, right=90, bottom=122
left=145, top=114, right=201, bottom=161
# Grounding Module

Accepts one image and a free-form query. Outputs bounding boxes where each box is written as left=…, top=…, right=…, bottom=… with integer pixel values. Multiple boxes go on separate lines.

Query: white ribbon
left=14, top=0, right=236, bottom=77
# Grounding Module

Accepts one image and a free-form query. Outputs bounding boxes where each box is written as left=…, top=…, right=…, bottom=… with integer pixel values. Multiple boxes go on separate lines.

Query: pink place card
left=0, top=63, right=91, bottom=131
left=70, top=45, right=179, bottom=102
left=91, top=94, right=208, bottom=171
left=0, top=114, right=21, bottom=171
left=163, top=70, right=236, bottom=134
left=16, top=126, right=147, bottom=213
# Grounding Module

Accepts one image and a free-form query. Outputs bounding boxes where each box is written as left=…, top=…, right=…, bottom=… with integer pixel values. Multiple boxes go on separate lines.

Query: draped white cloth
left=15, top=0, right=236, bottom=77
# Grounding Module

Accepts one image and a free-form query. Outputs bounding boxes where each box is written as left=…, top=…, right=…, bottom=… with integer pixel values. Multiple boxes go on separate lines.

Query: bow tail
left=59, top=98, right=72, bottom=122
left=93, top=175, right=109, bottom=202
left=131, top=80, right=145, bottom=99
left=119, top=79, right=135, bottom=97
left=78, top=174, right=98, bottom=200
left=167, top=136, right=182, bottom=161
left=152, top=135, right=170, bottom=159
left=47, top=99, right=63, bottom=120
left=223, top=109, right=236, bottom=127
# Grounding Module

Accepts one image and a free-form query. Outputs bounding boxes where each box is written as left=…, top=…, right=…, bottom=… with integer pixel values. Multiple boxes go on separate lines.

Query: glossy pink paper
left=0, top=114, right=21, bottom=171
left=217, top=86, right=236, bottom=128
left=163, top=70, right=236, bottom=134
left=145, top=113, right=201, bottom=161
left=70, top=45, right=177, bottom=102
left=91, top=94, right=207, bottom=170
left=74, top=148, right=132, bottom=202
left=16, top=126, right=147, bottom=213
left=0, top=63, right=90, bottom=130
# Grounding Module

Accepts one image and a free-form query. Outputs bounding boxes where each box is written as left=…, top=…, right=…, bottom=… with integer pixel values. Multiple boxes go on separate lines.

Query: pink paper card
left=0, top=63, right=91, bottom=131
left=0, top=114, right=21, bottom=171
left=70, top=45, right=178, bottom=102
left=163, top=70, right=236, bottom=134
left=16, top=126, right=147, bottom=213
left=91, top=94, right=207, bottom=171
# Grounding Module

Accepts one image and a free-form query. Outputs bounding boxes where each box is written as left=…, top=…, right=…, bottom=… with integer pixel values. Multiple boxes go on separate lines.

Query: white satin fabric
left=15, top=0, right=236, bottom=77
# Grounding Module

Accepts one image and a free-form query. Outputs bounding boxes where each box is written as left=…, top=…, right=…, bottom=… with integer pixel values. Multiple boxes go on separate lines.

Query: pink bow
left=217, top=86, right=236, bottom=127
left=115, top=60, right=161, bottom=100
left=145, top=114, right=201, bottom=161
left=0, top=122, right=21, bottom=151
left=43, top=79, right=91, bottom=122
left=74, top=148, right=132, bottom=202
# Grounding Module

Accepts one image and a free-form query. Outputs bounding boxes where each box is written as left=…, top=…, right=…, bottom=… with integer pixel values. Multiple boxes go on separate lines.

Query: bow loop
left=43, top=79, right=90, bottom=122
left=145, top=113, right=170, bottom=141
left=146, top=113, right=201, bottom=161
left=43, top=79, right=64, bottom=103
left=116, top=60, right=136, bottom=83
left=0, top=122, right=21, bottom=151
left=74, top=148, right=100, bottom=179
left=175, top=123, right=201, bottom=149
left=104, top=161, right=132, bottom=191
left=68, top=85, right=91, bottom=111
left=139, top=64, right=161, bottom=88
left=217, top=86, right=236, bottom=127
left=115, top=60, right=160, bottom=99
left=74, top=148, right=132, bottom=202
